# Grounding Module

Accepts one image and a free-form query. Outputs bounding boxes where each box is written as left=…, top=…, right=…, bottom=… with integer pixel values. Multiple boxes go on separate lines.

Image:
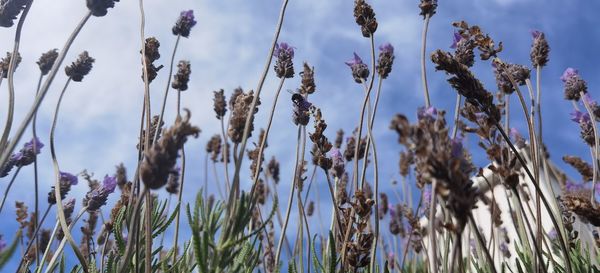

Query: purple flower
left=499, top=243, right=511, bottom=258
left=329, top=148, right=345, bottom=178
left=417, top=106, right=437, bottom=121
left=63, top=198, right=76, bottom=219
left=84, top=175, right=117, bottom=211
left=531, top=30, right=542, bottom=39
left=11, top=137, right=44, bottom=167
left=274, top=42, right=295, bottom=78
left=450, top=31, right=463, bottom=49
left=345, top=52, right=369, bottom=83
left=0, top=234, right=6, bottom=252
left=561, top=67, right=579, bottom=83
left=570, top=110, right=590, bottom=124
left=172, top=10, right=197, bottom=38
left=59, top=171, right=78, bottom=186
left=423, top=185, right=432, bottom=204
left=274, top=42, right=295, bottom=59
left=379, top=43, right=394, bottom=55
left=345, top=52, right=364, bottom=67
left=451, top=137, right=463, bottom=158
left=565, top=180, right=585, bottom=192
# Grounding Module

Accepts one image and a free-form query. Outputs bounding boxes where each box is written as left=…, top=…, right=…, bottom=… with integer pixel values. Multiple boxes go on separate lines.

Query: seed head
left=530, top=30, right=550, bottom=68
left=171, top=60, right=191, bottom=91
left=0, top=0, right=29, bottom=27
left=0, top=51, right=21, bottom=78
left=141, top=110, right=200, bottom=189
left=213, top=89, right=227, bottom=119
left=172, top=10, right=197, bottom=38
left=419, top=0, right=437, bottom=18
left=299, top=62, right=316, bottom=94
left=65, top=51, right=95, bottom=82
left=376, top=43, right=394, bottom=79
left=37, top=49, right=59, bottom=75
left=86, top=0, right=120, bottom=17
left=274, top=42, right=295, bottom=78
left=353, top=0, right=378, bottom=37
left=142, top=37, right=163, bottom=83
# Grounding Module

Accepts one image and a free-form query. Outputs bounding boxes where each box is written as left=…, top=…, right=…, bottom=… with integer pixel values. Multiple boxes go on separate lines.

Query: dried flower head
left=530, top=30, right=550, bottom=67
left=561, top=67, right=587, bottom=101
left=37, top=49, right=59, bottom=75
left=509, top=127, right=526, bottom=149
left=11, top=136, right=43, bottom=167
left=582, top=93, right=600, bottom=121
left=0, top=51, right=21, bottom=78
left=308, top=108, right=334, bottom=171
left=334, top=129, right=344, bottom=149
left=353, top=0, right=378, bottom=37
left=48, top=171, right=78, bottom=204
left=115, top=163, right=127, bottom=189
left=299, top=62, right=316, bottom=94
left=141, top=110, right=200, bottom=189
left=345, top=52, right=369, bottom=84
left=228, top=90, right=261, bottom=143
left=213, top=89, right=227, bottom=119
left=376, top=43, right=394, bottom=78
left=171, top=60, right=191, bottom=91
left=562, top=190, right=600, bottom=227
left=419, top=0, right=437, bottom=18
left=493, top=61, right=531, bottom=94
left=15, top=201, right=28, bottom=229
left=0, top=0, right=29, bottom=27
left=306, top=201, right=315, bottom=217
left=329, top=148, right=345, bottom=178
left=142, top=37, right=163, bottom=83
left=138, top=115, right=164, bottom=151
left=0, top=156, right=15, bottom=178
left=86, top=0, right=120, bottom=17
left=451, top=32, right=476, bottom=67
left=274, top=42, right=295, bottom=78
left=172, top=10, right=197, bottom=38
left=83, top=175, right=116, bottom=211
left=267, top=157, right=280, bottom=184
left=65, top=51, right=95, bottom=82
left=452, top=21, right=503, bottom=61
left=165, top=166, right=180, bottom=195
left=206, top=134, right=222, bottom=163
left=563, top=155, right=593, bottom=182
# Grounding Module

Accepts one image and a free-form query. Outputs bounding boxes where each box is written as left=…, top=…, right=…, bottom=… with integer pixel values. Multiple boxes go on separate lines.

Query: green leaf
left=153, top=203, right=180, bottom=238
left=327, top=231, right=336, bottom=273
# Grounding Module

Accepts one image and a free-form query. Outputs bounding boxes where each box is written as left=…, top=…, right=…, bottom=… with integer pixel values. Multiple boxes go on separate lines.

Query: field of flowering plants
left=0, top=0, right=599, bottom=272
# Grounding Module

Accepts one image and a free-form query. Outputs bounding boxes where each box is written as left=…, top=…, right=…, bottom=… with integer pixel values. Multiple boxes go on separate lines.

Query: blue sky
left=0, top=0, right=599, bottom=270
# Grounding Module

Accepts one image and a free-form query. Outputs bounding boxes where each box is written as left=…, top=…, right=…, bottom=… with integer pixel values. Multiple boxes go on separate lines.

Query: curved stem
left=274, top=126, right=301, bottom=266
left=230, top=0, right=289, bottom=212
left=0, top=0, right=33, bottom=155
left=43, top=207, right=88, bottom=273
left=0, top=11, right=92, bottom=169
left=0, top=166, right=21, bottom=214
left=420, top=14, right=431, bottom=108
left=152, top=35, right=181, bottom=145
left=580, top=92, right=599, bottom=207
left=48, top=78, right=88, bottom=272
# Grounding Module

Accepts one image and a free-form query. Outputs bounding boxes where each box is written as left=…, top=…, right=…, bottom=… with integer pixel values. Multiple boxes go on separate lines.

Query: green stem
left=420, top=14, right=431, bottom=108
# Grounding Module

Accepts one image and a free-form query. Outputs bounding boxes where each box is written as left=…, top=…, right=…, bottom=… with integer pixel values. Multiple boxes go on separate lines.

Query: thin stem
left=172, top=89, right=187, bottom=265
left=32, top=72, right=44, bottom=265
left=153, top=35, right=181, bottom=145
left=0, top=166, right=21, bottom=213
left=250, top=78, right=286, bottom=192
left=420, top=14, right=431, bottom=108
left=0, top=11, right=92, bottom=169
left=469, top=213, right=499, bottom=273
left=48, top=78, right=88, bottom=271
left=118, top=188, right=149, bottom=273
left=451, top=94, right=462, bottom=139
left=220, top=118, right=231, bottom=191
left=274, top=126, right=301, bottom=266
left=42, top=207, right=88, bottom=273
left=427, top=180, right=438, bottom=273
left=0, top=0, right=33, bottom=155
left=229, top=0, right=289, bottom=213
